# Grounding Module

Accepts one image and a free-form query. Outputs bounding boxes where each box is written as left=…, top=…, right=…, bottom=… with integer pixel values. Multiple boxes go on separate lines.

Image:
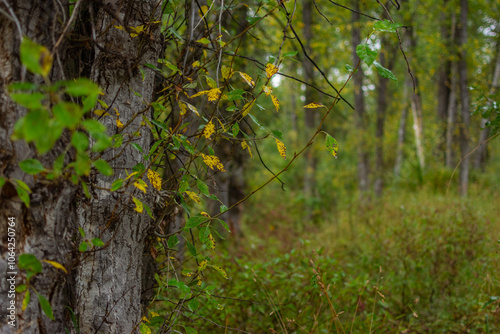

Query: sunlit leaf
left=275, top=138, right=286, bottom=160
left=43, top=260, right=68, bottom=274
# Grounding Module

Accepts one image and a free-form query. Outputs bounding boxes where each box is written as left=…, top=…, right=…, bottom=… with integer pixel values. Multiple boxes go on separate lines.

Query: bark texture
left=0, top=1, right=162, bottom=333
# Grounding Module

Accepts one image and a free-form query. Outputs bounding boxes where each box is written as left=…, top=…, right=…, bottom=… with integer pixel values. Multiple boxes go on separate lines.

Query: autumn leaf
left=304, top=103, right=326, bottom=109
left=116, top=118, right=124, bottom=128
left=239, top=72, right=255, bottom=87
left=178, top=101, right=187, bottom=115
left=147, top=169, right=162, bottom=190
left=263, top=85, right=272, bottom=97
left=43, top=260, right=68, bottom=274
left=201, top=153, right=226, bottom=172
left=133, top=197, right=143, bottom=213
left=134, top=179, right=148, bottom=193
left=265, top=63, right=278, bottom=79
left=221, top=65, right=234, bottom=80
left=271, top=95, right=280, bottom=112
left=241, top=140, right=253, bottom=158
left=275, top=138, right=286, bottom=160
left=186, top=191, right=201, bottom=204
left=241, top=100, right=255, bottom=117
left=207, top=88, right=221, bottom=102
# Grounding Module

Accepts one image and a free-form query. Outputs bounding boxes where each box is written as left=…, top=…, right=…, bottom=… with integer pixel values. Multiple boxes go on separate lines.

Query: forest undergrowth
left=191, top=171, right=500, bottom=333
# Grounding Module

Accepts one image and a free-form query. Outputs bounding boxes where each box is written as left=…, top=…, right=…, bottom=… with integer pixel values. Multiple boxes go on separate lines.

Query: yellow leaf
left=201, top=153, right=226, bottom=172
left=200, top=212, right=211, bottom=217
left=265, top=63, right=278, bottom=79
left=40, top=48, right=53, bottom=77
left=241, top=140, right=253, bottom=158
left=133, top=197, right=143, bottom=213
left=271, top=94, right=280, bottom=112
left=178, top=100, right=187, bottom=115
left=208, top=233, right=216, bottom=250
left=142, top=316, right=150, bottom=323
left=114, top=25, right=125, bottom=31
left=186, top=191, right=201, bottom=203
left=198, top=5, right=209, bottom=17
left=203, top=120, right=215, bottom=139
left=150, top=311, right=159, bottom=317
left=114, top=108, right=120, bottom=116
left=217, top=118, right=226, bottom=132
left=221, top=65, right=234, bottom=80
left=241, top=100, right=255, bottom=117
left=207, top=88, right=221, bottom=102
left=125, top=171, right=138, bottom=180
left=147, top=169, right=162, bottom=191
left=198, top=260, right=208, bottom=271
left=238, top=72, right=255, bottom=87
left=192, top=60, right=200, bottom=68
left=116, top=118, right=124, bottom=128
left=275, top=138, right=286, bottom=160
left=190, top=90, right=209, bottom=98
left=304, top=103, right=326, bottom=109
left=94, top=109, right=110, bottom=116
left=210, top=264, right=228, bottom=279
left=206, top=76, right=217, bottom=89
left=185, top=102, right=200, bottom=116
left=22, top=291, right=30, bottom=311
left=134, top=180, right=148, bottom=193
left=263, top=85, right=272, bottom=97
left=43, top=260, right=68, bottom=274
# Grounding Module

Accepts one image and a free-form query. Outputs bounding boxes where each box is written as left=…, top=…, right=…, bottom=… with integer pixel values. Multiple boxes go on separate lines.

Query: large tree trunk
left=0, top=1, right=162, bottom=333
left=351, top=0, right=370, bottom=199
left=458, top=0, right=470, bottom=196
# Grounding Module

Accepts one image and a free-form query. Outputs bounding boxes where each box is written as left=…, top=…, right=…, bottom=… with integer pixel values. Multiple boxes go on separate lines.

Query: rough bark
left=0, top=1, right=163, bottom=333
left=351, top=1, right=370, bottom=199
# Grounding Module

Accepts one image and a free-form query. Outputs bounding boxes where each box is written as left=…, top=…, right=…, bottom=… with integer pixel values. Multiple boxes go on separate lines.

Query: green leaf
left=356, top=44, right=377, bottom=67
left=246, top=16, right=261, bottom=25
left=150, top=119, right=169, bottom=133
left=8, top=82, right=38, bottom=91
left=325, top=134, right=339, bottom=158
left=188, top=298, right=200, bottom=312
left=18, top=254, right=42, bottom=280
left=79, top=241, right=88, bottom=252
left=81, top=181, right=90, bottom=198
left=131, top=143, right=143, bottom=153
left=144, top=202, right=154, bottom=219
left=93, top=159, right=113, bottom=176
left=0, top=176, right=5, bottom=189
left=199, top=226, right=210, bottom=243
left=139, top=323, right=151, bottom=334
left=220, top=205, right=228, bottom=213
left=197, top=179, right=210, bottom=196
left=111, top=178, right=124, bottom=191
left=73, top=152, right=91, bottom=176
left=19, top=159, right=46, bottom=175
left=91, top=238, right=105, bottom=247
left=272, top=130, right=283, bottom=140
left=113, top=134, right=124, bottom=148
left=22, top=290, right=30, bottom=311
left=16, top=284, right=27, bottom=293
left=38, top=293, right=55, bottom=320
left=20, top=37, right=52, bottom=76
left=167, top=235, right=179, bottom=248
left=226, top=89, right=245, bottom=102
left=185, top=215, right=207, bottom=229
left=186, top=241, right=197, bottom=256
left=217, top=218, right=231, bottom=233
left=53, top=154, right=65, bottom=176
left=373, top=19, right=402, bottom=32
left=282, top=51, right=298, bottom=59
left=168, top=279, right=191, bottom=294
left=482, top=296, right=499, bottom=310
left=373, top=61, right=397, bottom=81
left=71, top=131, right=89, bottom=152
left=82, top=119, right=106, bottom=134
left=65, top=78, right=100, bottom=97
left=78, top=227, right=86, bottom=237
left=10, top=92, right=45, bottom=110
left=232, top=123, right=240, bottom=137
left=14, top=180, right=31, bottom=207
left=53, top=102, right=82, bottom=129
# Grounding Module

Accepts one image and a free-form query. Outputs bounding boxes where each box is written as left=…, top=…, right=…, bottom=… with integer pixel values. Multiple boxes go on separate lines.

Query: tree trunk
left=0, top=1, right=162, bottom=333
left=351, top=0, right=370, bottom=199
left=458, top=0, right=470, bottom=196
left=475, top=39, right=500, bottom=169
left=446, top=11, right=458, bottom=169
left=394, top=104, right=408, bottom=179
left=302, top=0, right=318, bottom=209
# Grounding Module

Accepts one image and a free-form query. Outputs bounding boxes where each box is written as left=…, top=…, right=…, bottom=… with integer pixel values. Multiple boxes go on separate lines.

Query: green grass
left=193, top=188, right=500, bottom=333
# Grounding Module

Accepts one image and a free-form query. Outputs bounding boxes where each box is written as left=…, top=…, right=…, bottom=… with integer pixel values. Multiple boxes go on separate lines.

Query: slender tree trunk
left=446, top=12, right=458, bottom=169
left=458, top=0, right=470, bottom=196
left=351, top=1, right=370, bottom=199
left=394, top=104, right=408, bottom=178
left=302, top=0, right=318, bottom=214
left=437, top=0, right=451, bottom=162
left=404, top=27, right=425, bottom=172
left=475, top=39, right=500, bottom=169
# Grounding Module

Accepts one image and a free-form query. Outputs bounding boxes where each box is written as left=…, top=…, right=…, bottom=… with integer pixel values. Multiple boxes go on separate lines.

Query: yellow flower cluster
left=147, top=169, right=162, bottom=191
left=203, top=120, right=215, bottom=139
